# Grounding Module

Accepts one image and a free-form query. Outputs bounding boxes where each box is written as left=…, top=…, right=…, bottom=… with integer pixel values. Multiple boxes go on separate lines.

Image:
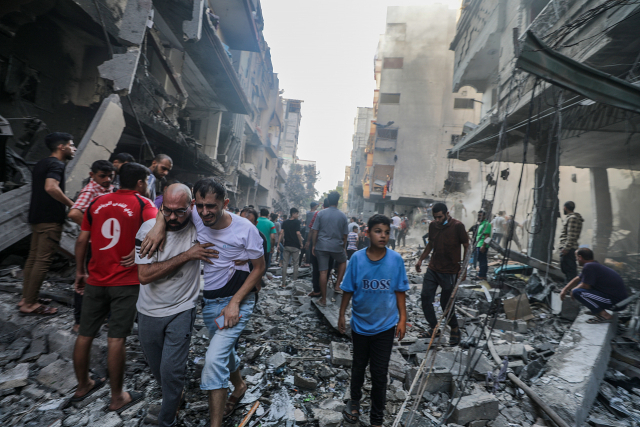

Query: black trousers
left=351, top=327, right=395, bottom=426
left=560, top=250, right=578, bottom=285
left=311, top=246, right=320, bottom=293
left=421, top=268, right=459, bottom=329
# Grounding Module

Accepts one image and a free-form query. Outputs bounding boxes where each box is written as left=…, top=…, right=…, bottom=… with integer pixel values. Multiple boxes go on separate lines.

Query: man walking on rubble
left=147, top=154, right=173, bottom=201
left=415, top=203, right=469, bottom=345
left=68, top=159, right=116, bottom=332
left=19, top=132, right=76, bottom=316
left=139, top=178, right=265, bottom=427
left=312, top=191, right=349, bottom=306
left=280, top=208, right=304, bottom=286
left=491, top=211, right=506, bottom=246
left=135, top=184, right=218, bottom=427
left=558, top=201, right=584, bottom=285
left=72, top=163, right=157, bottom=412
left=560, top=247, right=627, bottom=324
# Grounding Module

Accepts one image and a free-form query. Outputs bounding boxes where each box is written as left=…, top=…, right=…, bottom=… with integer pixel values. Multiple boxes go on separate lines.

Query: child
left=338, top=214, right=409, bottom=427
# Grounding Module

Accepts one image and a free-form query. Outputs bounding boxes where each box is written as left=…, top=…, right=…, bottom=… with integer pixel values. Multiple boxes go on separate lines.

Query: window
left=380, top=93, right=401, bottom=104
left=386, top=23, right=406, bottom=41
left=383, top=58, right=404, bottom=69
left=377, top=128, right=398, bottom=140
left=454, top=98, right=475, bottom=109
left=451, top=134, right=461, bottom=146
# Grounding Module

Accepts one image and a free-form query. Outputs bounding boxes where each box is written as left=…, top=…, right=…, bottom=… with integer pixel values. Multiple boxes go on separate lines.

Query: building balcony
left=450, top=0, right=503, bottom=92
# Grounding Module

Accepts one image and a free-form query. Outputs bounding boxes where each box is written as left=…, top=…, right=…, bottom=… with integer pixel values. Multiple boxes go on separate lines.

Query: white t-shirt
left=392, top=215, right=401, bottom=229
left=135, top=218, right=200, bottom=317
left=491, top=216, right=506, bottom=234
left=192, top=211, right=264, bottom=291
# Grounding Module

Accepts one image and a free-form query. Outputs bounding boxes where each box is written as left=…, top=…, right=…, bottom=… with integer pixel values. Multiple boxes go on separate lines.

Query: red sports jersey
left=81, top=189, right=157, bottom=286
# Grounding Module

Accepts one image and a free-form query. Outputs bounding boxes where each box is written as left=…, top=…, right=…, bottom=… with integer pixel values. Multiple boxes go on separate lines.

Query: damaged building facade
left=448, top=0, right=640, bottom=263
left=348, top=4, right=483, bottom=220
left=0, top=0, right=294, bottom=254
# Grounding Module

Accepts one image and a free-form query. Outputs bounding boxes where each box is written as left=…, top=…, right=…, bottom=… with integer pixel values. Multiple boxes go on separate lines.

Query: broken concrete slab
left=294, top=374, right=318, bottom=390
left=493, top=318, right=528, bottom=333
left=494, top=343, right=527, bottom=358
left=37, top=359, right=77, bottom=393
left=561, top=297, right=582, bottom=321
left=268, top=352, right=288, bottom=368
left=531, top=313, right=617, bottom=427
left=449, top=392, right=499, bottom=425
left=330, top=342, right=352, bottom=367
left=0, top=363, right=29, bottom=390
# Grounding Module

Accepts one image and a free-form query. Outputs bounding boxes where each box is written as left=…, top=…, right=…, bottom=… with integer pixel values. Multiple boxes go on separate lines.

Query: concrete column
left=528, top=139, right=560, bottom=262
left=202, top=111, right=222, bottom=161
left=589, top=167, right=612, bottom=262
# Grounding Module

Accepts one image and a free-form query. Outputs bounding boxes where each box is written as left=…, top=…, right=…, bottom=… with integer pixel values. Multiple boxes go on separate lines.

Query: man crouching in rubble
left=559, top=247, right=628, bottom=324
left=338, top=214, right=408, bottom=427
left=139, top=178, right=265, bottom=427
left=135, top=184, right=219, bottom=427
left=415, top=202, right=469, bottom=345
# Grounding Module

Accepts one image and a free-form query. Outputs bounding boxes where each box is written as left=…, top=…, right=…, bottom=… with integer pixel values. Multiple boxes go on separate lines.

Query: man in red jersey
left=70, top=162, right=157, bottom=413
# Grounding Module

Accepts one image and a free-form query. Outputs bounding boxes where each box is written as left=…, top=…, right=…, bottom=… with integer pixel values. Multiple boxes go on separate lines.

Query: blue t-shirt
left=580, top=261, right=627, bottom=303
left=340, top=249, right=410, bottom=336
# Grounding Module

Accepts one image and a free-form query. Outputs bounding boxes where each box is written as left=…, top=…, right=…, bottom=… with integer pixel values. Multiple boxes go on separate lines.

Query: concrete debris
left=0, top=242, right=637, bottom=427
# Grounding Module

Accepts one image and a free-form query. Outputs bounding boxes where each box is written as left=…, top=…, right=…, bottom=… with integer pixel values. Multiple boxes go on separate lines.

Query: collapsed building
left=0, top=0, right=302, bottom=256
left=448, top=0, right=640, bottom=263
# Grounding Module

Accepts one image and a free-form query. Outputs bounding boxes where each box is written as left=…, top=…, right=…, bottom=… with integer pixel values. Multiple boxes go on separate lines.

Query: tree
left=274, top=164, right=318, bottom=213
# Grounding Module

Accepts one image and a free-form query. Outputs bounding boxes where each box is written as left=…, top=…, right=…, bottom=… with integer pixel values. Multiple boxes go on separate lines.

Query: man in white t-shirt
left=139, top=178, right=265, bottom=427
left=135, top=184, right=217, bottom=427
left=491, top=211, right=507, bottom=247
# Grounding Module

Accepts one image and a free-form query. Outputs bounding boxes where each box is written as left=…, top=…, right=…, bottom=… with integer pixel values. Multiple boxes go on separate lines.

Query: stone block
left=319, top=399, right=345, bottom=412
left=18, top=352, right=41, bottom=363
left=268, top=352, right=288, bottom=368
left=48, top=330, right=76, bottom=360
left=312, top=408, right=343, bottom=427
left=22, top=384, right=46, bottom=400
left=0, top=363, right=29, bottom=390
left=494, top=343, right=526, bottom=358
left=37, top=359, right=77, bottom=393
left=468, top=421, right=487, bottom=427
left=532, top=313, right=617, bottom=427
left=330, top=342, right=352, bottom=367
left=493, top=318, right=527, bottom=333
left=37, top=352, right=59, bottom=368
left=0, top=337, right=31, bottom=363
left=99, top=411, right=124, bottom=427
left=561, top=298, right=582, bottom=321
left=30, top=335, right=48, bottom=355
left=38, top=398, right=67, bottom=411
left=389, top=348, right=409, bottom=380
left=450, top=393, right=499, bottom=425
left=294, top=374, right=318, bottom=390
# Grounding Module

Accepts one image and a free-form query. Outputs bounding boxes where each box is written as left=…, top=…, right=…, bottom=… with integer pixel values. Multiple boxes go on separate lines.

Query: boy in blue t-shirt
left=338, top=214, right=409, bottom=427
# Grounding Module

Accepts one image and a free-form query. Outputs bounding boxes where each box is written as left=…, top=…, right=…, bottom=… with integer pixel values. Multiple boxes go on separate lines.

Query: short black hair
left=564, top=201, right=575, bottom=211
left=290, top=207, right=299, bottom=216
left=368, top=214, right=391, bottom=230
left=193, top=178, right=226, bottom=201
left=240, top=207, right=259, bottom=222
left=577, top=247, right=594, bottom=260
left=323, top=198, right=329, bottom=208
left=91, top=160, right=115, bottom=174
left=153, top=153, right=173, bottom=164
left=270, top=213, right=278, bottom=221
left=432, top=203, right=448, bottom=215
left=327, top=191, right=340, bottom=206
left=260, top=208, right=269, bottom=217
left=113, top=152, right=135, bottom=163
left=351, top=217, right=357, bottom=222
left=44, top=132, right=73, bottom=152
left=119, top=162, right=150, bottom=190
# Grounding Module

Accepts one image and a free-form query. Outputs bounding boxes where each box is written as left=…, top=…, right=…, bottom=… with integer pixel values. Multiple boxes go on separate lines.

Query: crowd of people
left=16, top=131, right=630, bottom=427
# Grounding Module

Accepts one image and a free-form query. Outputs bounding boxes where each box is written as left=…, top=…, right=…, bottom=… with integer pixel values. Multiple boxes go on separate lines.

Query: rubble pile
left=0, top=244, right=639, bottom=427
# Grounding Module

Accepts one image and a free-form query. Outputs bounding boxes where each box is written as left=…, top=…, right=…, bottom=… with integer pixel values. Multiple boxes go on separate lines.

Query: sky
left=261, top=0, right=462, bottom=195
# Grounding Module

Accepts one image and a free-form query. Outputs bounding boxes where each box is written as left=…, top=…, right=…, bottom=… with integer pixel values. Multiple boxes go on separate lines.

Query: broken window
left=444, top=171, right=470, bottom=193
left=454, top=98, right=475, bottom=109
left=380, top=93, right=401, bottom=104
left=383, top=58, right=404, bottom=69
left=451, top=134, right=461, bottom=145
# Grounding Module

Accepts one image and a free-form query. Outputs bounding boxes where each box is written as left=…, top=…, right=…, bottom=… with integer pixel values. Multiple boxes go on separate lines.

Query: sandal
left=17, top=297, right=52, bottom=308
left=419, top=328, right=441, bottom=339
left=342, top=400, right=360, bottom=424
left=19, top=305, right=57, bottom=316
left=333, top=288, right=343, bottom=295
left=68, top=377, right=106, bottom=404
left=587, top=315, right=612, bottom=324
left=308, top=292, right=321, bottom=297
left=108, top=391, right=145, bottom=414
left=223, top=390, right=246, bottom=419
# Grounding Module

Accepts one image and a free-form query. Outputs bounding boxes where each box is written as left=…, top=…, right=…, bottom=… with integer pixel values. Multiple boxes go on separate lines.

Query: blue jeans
left=477, top=247, right=488, bottom=278
left=201, top=294, right=255, bottom=390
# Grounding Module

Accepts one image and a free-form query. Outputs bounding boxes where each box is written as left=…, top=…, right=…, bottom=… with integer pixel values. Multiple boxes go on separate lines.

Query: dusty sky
left=261, top=0, right=462, bottom=195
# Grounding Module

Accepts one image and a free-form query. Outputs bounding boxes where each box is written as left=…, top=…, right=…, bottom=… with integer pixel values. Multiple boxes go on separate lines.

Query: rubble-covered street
left=2, top=244, right=640, bottom=427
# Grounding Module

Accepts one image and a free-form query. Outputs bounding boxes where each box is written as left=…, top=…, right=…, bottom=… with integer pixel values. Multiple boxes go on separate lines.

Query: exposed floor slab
left=531, top=312, right=617, bottom=427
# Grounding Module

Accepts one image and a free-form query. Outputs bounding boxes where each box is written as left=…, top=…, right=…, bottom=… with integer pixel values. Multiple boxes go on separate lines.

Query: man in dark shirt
left=415, top=203, right=469, bottom=345
left=560, top=247, right=628, bottom=323
left=19, top=132, right=76, bottom=315
left=281, top=208, right=304, bottom=287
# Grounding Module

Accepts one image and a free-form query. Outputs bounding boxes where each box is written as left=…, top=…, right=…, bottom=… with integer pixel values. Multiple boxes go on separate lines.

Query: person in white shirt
left=491, top=211, right=507, bottom=247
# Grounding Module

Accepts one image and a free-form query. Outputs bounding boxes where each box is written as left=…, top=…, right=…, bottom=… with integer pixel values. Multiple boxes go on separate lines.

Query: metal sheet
left=516, top=30, right=640, bottom=114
